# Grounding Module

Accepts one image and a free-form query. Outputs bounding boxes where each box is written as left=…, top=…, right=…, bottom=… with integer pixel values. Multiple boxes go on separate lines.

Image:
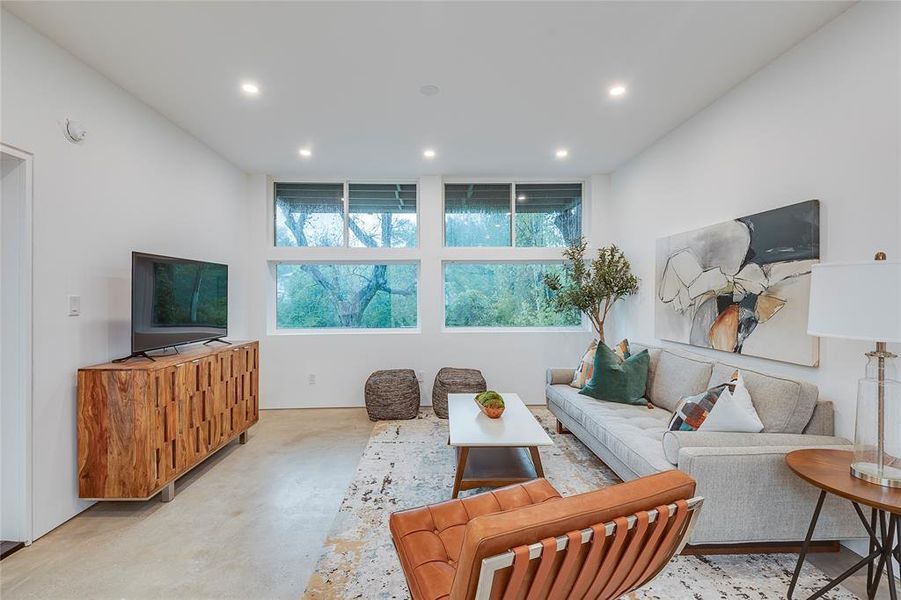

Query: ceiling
left=4, top=1, right=852, bottom=178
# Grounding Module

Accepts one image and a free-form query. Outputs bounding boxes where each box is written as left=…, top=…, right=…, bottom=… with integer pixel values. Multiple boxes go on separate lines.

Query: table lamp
left=808, top=252, right=901, bottom=488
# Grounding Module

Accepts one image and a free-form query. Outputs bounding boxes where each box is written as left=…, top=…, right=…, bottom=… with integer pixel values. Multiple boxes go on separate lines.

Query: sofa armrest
left=803, top=400, right=835, bottom=436
left=662, top=430, right=850, bottom=465
left=676, top=444, right=862, bottom=545
left=546, top=368, right=575, bottom=386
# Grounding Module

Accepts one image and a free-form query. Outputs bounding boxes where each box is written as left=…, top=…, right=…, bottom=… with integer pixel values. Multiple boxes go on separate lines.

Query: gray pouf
left=432, top=367, right=487, bottom=419
left=364, top=369, right=420, bottom=421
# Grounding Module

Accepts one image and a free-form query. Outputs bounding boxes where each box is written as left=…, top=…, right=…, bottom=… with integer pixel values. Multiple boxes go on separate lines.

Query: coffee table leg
left=452, top=447, right=469, bottom=499
left=788, top=490, right=826, bottom=600
left=528, top=446, right=545, bottom=478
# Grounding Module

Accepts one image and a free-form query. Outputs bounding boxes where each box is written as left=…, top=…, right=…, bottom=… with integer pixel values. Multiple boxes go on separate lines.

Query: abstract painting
left=655, top=200, right=820, bottom=366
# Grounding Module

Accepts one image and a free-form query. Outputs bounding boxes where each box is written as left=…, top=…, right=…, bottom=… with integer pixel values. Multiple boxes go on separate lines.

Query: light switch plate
left=68, top=295, right=81, bottom=316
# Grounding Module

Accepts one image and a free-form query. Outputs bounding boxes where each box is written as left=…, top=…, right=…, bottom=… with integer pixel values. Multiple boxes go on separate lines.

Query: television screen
left=132, top=252, right=228, bottom=353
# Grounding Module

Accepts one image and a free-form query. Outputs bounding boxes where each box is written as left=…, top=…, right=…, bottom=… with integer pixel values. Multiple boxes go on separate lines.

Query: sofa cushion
left=661, top=430, right=851, bottom=465
left=707, top=363, right=818, bottom=433
left=549, top=385, right=674, bottom=477
left=648, top=351, right=713, bottom=412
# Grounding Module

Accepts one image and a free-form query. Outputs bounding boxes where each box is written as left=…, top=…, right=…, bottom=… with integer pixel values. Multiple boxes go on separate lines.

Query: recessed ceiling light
left=608, top=84, right=627, bottom=97
left=423, top=149, right=436, bottom=159
left=419, top=84, right=440, bottom=97
left=555, top=149, right=569, bottom=159
left=241, top=82, right=260, bottom=96
left=299, top=148, right=312, bottom=157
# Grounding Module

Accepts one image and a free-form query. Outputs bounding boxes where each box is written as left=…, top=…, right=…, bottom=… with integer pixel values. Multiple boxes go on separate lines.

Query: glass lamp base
left=850, top=461, right=901, bottom=488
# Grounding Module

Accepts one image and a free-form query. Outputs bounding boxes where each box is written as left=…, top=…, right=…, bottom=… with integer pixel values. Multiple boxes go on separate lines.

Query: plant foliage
left=543, top=238, right=639, bottom=342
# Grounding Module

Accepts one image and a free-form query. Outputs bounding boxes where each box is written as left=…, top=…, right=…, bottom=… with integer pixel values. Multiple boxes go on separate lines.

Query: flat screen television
left=131, top=252, right=228, bottom=354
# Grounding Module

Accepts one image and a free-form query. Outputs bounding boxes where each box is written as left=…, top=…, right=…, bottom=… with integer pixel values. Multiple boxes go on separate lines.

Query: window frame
left=441, top=179, right=585, bottom=249
left=266, top=176, right=590, bottom=336
left=272, top=179, right=421, bottom=250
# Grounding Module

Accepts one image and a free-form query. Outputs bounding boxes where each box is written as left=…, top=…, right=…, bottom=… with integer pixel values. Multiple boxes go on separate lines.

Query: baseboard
left=682, top=540, right=840, bottom=556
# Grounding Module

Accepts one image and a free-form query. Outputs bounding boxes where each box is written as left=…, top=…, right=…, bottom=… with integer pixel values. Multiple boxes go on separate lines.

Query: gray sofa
left=546, top=343, right=864, bottom=546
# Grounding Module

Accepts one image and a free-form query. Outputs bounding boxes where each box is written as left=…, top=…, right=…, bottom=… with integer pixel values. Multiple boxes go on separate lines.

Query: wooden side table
left=786, top=449, right=901, bottom=600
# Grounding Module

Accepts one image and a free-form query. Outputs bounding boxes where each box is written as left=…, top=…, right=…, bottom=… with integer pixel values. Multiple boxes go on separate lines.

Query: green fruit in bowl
left=475, top=391, right=505, bottom=418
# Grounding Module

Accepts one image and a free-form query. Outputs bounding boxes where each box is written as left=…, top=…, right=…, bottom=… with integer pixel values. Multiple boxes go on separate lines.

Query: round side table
left=785, top=449, right=901, bottom=600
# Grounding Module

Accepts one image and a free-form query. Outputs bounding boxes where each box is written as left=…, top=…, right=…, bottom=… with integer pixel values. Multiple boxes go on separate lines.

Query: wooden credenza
left=77, top=341, right=259, bottom=501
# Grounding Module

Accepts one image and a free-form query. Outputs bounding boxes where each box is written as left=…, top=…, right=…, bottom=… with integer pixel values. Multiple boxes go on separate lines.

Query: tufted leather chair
left=389, top=470, right=700, bottom=600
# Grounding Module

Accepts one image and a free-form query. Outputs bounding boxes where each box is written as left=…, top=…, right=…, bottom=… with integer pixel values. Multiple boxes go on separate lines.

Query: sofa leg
left=556, top=419, right=570, bottom=435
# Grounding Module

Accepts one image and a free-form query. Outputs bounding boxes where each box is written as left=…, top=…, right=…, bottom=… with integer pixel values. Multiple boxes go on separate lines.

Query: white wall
left=604, top=1, right=900, bottom=443
left=0, top=11, right=251, bottom=539
left=247, top=174, right=596, bottom=409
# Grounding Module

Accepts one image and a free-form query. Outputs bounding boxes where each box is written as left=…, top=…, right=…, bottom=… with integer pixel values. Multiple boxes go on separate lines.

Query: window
left=444, top=263, right=580, bottom=328
left=276, top=263, right=418, bottom=329
left=515, top=183, right=582, bottom=247
left=275, top=183, right=344, bottom=247
left=275, top=181, right=418, bottom=247
left=444, top=182, right=582, bottom=247
left=445, top=184, right=511, bottom=247
left=348, top=184, right=417, bottom=248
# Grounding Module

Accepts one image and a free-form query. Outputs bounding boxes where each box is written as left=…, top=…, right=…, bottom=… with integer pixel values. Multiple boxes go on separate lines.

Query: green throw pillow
left=579, top=343, right=649, bottom=405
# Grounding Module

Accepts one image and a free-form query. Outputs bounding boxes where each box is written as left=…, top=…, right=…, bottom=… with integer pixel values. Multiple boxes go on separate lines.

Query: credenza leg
left=160, top=482, right=175, bottom=503
left=239, top=431, right=248, bottom=444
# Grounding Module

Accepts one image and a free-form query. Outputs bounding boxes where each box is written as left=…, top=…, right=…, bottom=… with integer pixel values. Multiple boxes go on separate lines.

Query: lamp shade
left=807, top=260, right=901, bottom=343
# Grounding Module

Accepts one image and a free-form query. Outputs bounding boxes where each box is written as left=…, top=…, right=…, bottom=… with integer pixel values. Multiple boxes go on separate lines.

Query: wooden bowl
left=481, top=405, right=505, bottom=419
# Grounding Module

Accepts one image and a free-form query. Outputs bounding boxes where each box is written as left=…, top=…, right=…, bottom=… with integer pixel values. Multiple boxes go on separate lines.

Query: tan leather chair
left=389, top=470, right=701, bottom=600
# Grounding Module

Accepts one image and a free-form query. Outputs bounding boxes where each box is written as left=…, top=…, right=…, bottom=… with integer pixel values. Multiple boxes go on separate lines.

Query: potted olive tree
left=544, top=238, right=639, bottom=343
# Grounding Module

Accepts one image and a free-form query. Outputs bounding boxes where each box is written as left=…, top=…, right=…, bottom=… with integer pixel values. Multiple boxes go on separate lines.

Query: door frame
left=1, top=142, right=34, bottom=545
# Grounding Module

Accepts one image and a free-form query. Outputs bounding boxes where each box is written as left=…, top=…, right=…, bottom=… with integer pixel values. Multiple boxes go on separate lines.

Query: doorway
left=1, top=144, right=33, bottom=556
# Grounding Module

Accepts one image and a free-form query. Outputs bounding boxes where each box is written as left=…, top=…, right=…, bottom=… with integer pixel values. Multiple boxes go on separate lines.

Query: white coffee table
left=447, top=393, right=554, bottom=498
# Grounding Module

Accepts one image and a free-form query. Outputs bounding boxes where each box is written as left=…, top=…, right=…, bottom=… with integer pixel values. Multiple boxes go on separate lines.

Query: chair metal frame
left=473, top=496, right=704, bottom=599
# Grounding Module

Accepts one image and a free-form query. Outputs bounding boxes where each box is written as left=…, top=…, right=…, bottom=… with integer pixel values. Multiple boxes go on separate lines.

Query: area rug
left=303, top=408, right=856, bottom=599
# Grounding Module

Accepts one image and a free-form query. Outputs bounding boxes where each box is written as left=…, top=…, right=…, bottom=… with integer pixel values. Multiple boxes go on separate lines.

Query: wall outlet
left=68, top=295, right=81, bottom=316
left=308, top=374, right=316, bottom=385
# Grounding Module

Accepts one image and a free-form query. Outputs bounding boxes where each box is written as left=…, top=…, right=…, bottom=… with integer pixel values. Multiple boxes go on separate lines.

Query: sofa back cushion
left=647, top=351, right=713, bottom=412
left=706, top=363, right=818, bottom=433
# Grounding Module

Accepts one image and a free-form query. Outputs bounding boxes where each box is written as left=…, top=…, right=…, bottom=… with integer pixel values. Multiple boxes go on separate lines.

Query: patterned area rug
left=303, top=408, right=856, bottom=599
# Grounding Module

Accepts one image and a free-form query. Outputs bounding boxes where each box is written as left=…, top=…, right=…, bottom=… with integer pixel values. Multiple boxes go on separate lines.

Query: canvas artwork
left=655, top=200, right=820, bottom=367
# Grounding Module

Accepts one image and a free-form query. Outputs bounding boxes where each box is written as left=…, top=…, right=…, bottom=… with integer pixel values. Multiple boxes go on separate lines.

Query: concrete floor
left=0, top=407, right=894, bottom=599
left=0, top=409, right=374, bottom=600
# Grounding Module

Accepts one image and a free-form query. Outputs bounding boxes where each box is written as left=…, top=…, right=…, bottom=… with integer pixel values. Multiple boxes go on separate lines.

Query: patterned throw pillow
left=570, top=339, right=630, bottom=388
left=668, top=370, right=764, bottom=433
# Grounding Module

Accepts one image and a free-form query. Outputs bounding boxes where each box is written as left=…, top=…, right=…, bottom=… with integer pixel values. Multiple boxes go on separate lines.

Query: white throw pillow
left=668, top=370, right=764, bottom=433
left=698, top=371, right=764, bottom=433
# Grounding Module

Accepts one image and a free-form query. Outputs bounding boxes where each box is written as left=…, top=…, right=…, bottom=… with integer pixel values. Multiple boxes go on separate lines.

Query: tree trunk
left=595, top=319, right=605, bottom=344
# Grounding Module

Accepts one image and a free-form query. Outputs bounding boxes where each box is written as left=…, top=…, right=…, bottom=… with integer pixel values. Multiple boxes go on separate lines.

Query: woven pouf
left=364, top=369, right=420, bottom=421
left=431, top=367, right=487, bottom=419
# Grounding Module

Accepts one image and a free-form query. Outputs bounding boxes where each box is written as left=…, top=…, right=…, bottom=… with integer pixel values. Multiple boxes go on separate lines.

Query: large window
left=444, top=263, right=580, bottom=328
left=275, top=182, right=417, bottom=248
left=276, top=263, right=418, bottom=329
left=444, top=182, right=582, bottom=248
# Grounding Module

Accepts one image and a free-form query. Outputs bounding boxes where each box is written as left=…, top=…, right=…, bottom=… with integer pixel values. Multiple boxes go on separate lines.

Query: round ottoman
left=364, top=369, right=420, bottom=421
left=432, top=367, right=487, bottom=419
